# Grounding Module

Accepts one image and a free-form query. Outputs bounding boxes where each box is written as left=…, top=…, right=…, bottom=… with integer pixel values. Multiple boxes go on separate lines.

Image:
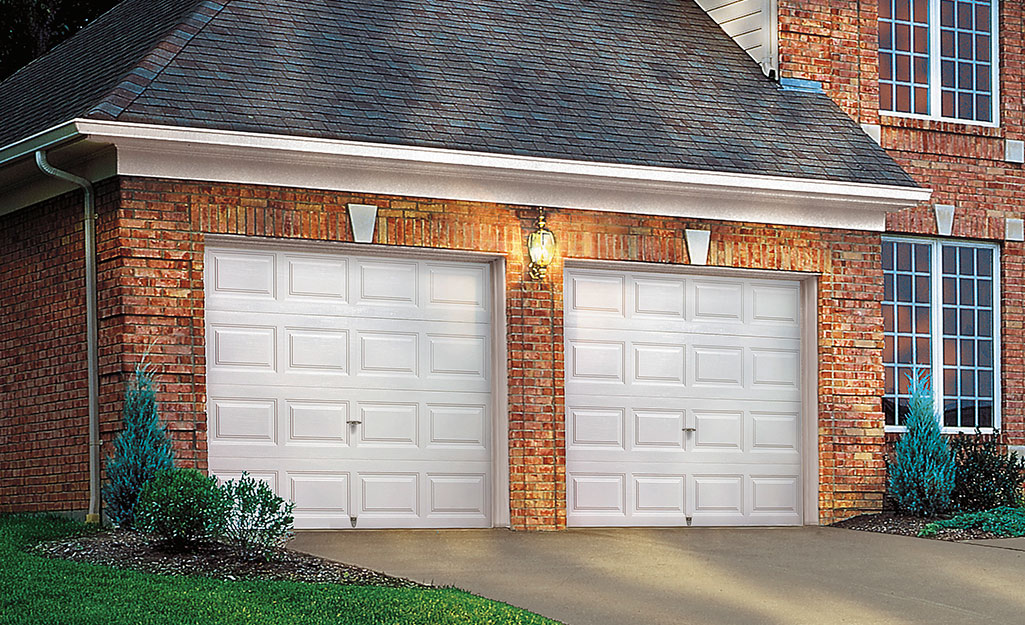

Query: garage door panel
left=566, top=266, right=803, bottom=528
left=428, top=404, right=488, bottom=448
left=569, top=473, right=626, bottom=515
left=211, top=324, right=277, bottom=370
left=207, top=250, right=490, bottom=324
left=211, top=250, right=276, bottom=297
left=568, top=273, right=627, bottom=315
left=633, top=343, right=686, bottom=385
left=567, top=339, right=625, bottom=382
left=634, top=409, right=685, bottom=449
left=427, top=474, right=488, bottom=517
left=211, top=398, right=278, bottom=444
left=568, top=407, right=626, bottom=449
left=751, top=411, right=801, bottom=451
left=750, top=348, right=801, bottom=388
left=358, top=473, right=419, bottom=515
left=750, top=476, right=800, bottom=514
left=286, top=255, right=348, bottom=300
left=633, top=277, right=686, bottom=318
left=287, top=329, right=349, bottom=372
left=287, top=401, right=350, bottom=443
left=634, top=475, right=686, bottom=514
left=692, top=410, right=744, bottom=450
left=207, top=247, right=493, bottom=529
left=426, top=263, right=489, bottom=312
left=357, top=402, right=419, bottom=446
left=691, top=346, right=744, bottom=386
left=750, top=284, right=801, bottom=324
left=691, top=280, right=744, bottom=321
left=289, top=472, right=351, bottom=528
left=356, top=259, right=419, bottom=305
left=428, top=333, right=488, bottom=379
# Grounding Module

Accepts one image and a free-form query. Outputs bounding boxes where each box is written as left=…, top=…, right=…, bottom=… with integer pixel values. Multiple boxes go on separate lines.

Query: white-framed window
left=882, top=237, right=1000, bottom=432
left=878, top=0, right=999, bottom=124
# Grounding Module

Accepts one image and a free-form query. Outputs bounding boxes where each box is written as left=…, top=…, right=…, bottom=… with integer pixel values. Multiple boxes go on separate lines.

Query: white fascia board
left=8, top=119, right=932, bottom=231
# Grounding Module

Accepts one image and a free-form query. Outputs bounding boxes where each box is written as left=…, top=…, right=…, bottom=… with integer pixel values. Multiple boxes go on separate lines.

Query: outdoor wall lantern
left=527, top=207, right=557, bottom=280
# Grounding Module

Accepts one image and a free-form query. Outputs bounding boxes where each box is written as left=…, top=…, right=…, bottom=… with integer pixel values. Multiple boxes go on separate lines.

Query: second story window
left=879, top=0, right=998, bottom=124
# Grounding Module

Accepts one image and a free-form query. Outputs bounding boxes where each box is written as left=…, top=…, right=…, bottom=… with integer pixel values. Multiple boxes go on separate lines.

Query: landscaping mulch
left=32, top=530, right=427, bottom=588
left=833, top=511, right=1002, bottom=542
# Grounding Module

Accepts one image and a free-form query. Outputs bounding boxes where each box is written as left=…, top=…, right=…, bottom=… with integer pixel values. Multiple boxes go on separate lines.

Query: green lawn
left=0, top=516, right=560, bottom=625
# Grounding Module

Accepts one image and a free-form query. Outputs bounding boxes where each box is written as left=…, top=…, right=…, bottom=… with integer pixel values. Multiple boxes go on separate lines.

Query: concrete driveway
left=290, top=527, right=1025, bottom=625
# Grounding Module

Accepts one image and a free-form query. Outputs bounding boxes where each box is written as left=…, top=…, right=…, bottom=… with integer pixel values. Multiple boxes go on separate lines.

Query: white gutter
left=67, top=119, right=930, bottom=205
left=1, top=118, right=932, bottom=231
left=0, top=120, right=81, bottom=168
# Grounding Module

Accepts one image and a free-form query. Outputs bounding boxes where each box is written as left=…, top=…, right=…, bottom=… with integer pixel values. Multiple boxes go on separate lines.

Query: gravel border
left=832, top=512, right=1002, bottom=541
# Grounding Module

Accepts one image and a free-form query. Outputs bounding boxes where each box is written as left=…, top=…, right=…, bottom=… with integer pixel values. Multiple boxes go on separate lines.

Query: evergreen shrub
left=949, top=430, right=1025, bottom=511
left=136, top=468, right=231, bottom=551
left=103, top=364, right=175, bottom=527
left=222, top=472, right=295, bottom=558
left=919, top=506, right=1025, bottom=537
left=888, top=371, right=956, bottom=517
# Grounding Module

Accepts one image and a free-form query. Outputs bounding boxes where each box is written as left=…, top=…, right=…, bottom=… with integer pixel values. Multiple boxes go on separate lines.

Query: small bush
left=136, top=468, right=231, bottom=551
left=919, top=506, right=1025, bottom=537
left=888, top=371, right=956, bottom=517
left=949, top=430, right=1025, bottom=511
left=103, top=364, right=175, bottom=527
left=223, top=472, right=295, bottom=558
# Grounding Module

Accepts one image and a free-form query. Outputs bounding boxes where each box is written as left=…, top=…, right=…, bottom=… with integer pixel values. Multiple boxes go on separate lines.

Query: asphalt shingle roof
left=0, top=0, right=918, bottom=187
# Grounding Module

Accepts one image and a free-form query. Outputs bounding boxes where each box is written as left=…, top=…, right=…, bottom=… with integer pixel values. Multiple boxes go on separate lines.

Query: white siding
left=695, top=0, right=778, bottom=76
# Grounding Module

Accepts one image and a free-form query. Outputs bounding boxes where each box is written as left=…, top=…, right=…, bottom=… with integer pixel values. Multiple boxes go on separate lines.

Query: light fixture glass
left=527, top=207, right=557, bottom=280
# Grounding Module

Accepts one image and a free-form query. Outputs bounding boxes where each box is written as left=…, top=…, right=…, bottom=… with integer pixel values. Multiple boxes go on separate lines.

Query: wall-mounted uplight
left=527, top=207, right=557, bottom=280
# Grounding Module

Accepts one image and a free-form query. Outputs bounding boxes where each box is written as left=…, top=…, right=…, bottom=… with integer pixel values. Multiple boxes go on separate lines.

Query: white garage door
left=565, top=266, right=803, bottom=527
left=206, top=244, right=493, bottom=529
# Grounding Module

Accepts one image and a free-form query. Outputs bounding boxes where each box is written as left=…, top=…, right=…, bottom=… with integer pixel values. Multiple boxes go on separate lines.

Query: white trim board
left=0, top=119, right=932, bottom=229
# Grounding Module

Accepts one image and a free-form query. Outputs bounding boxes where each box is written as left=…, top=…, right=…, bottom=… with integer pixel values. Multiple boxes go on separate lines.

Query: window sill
left=878, top=112, right=1003, bottom=138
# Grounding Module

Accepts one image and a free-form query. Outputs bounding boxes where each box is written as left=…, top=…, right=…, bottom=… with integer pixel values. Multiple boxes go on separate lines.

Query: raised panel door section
left=565, top=265, right=803, bottom=527
left=212, top=325, right=276, bottom=369
left=287, top=256, right=347, bottom=300
left=358, top=260, right=418, bottom=305
left=212, top=251, right=275, bottom=297
left=206, top=245, right=493, bottom=529
left=212, top=399, right=277, bottom=444
left=287, top=401, right=348, bottom=443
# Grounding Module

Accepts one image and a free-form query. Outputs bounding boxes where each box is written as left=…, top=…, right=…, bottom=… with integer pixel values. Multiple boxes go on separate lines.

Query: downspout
left=34, top=150, right=101, bottom=525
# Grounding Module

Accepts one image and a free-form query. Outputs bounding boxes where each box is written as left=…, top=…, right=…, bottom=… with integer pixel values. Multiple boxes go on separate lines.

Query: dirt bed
left=32, top=530, right=426, bottom=588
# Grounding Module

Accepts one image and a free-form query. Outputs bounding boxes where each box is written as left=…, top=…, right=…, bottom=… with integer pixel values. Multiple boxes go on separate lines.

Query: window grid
left=878, top=0, right=999, bottom=124
left=939, top=0, right=994, bottom=121
left=879, top=0, right=931, bottom=115
left=940, top=244, right=995, bottom=428
left=882, top=238, right=1000, bottom=431
left=882, top=240, right=933, bottom=426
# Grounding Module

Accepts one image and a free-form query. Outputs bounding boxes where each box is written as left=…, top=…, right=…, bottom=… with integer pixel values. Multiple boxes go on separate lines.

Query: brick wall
left=777, top=0, right=1025, bottom=449
left=72, top=176, right=882, bottom=526
left=0, top=180, right=117, bottom=512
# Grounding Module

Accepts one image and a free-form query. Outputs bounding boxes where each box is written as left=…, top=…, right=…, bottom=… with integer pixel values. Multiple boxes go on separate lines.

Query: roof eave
left=0, top=120, right=84, bottom=168
left=1, top=119, right=932, bottom=230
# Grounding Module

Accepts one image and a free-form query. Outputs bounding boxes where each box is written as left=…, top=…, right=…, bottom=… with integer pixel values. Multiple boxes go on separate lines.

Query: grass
left=0, top=515, right=560, bottom=625
left=919, top=506, right=1025, bottom=538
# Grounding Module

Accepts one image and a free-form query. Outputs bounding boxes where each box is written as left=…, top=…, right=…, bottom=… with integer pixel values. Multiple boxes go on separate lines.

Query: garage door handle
left=347, top=420, right=362, bottom=425
left=682, top=427, right=696, bottom=432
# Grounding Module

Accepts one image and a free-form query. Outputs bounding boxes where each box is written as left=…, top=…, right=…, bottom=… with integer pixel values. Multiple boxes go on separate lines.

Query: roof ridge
left=85, top=0, right=229, bottom=121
